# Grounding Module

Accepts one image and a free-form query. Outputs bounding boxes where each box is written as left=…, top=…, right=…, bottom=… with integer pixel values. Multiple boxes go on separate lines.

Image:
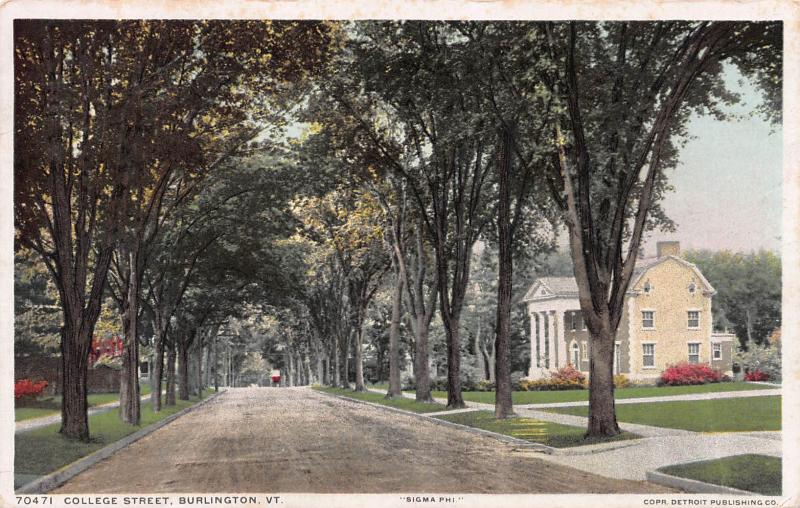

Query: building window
left=687, top=311, right=700, bottom=328
left=581, top=341, right=588, bottom=361
left=613, top=343, right=621, bottom=375
left=688, top=281, right=697, bottom=294
left=688, top=343, right=700, bottom=364
left=571, top=342, right=580, bottom=367
left=570, top=312, right=576, bottom=331
left=642, top=311, right=655, bottom=329
left=712, top=343, right=722, bottom=360
left=642, top=344, right=655, bottom=367
left=643, top=280, right=652, bottom=295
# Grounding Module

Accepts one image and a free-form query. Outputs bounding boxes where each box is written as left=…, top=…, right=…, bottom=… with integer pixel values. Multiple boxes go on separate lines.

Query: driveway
left=52, top=387, right=670, bottom=494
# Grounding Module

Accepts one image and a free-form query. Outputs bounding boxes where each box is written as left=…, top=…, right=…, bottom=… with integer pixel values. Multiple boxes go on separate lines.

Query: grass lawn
left=15, top=385, right=154, bottom=422
left=15, top=388, right=215, bottom=488
left=546, top=396, right=781, bottom=432
left=313, top=386, right=445, bottom=413
left=416, top=382, right=769, bottom=406
left=659, top=454, right=781, bottom=495
left=434, top=410, right=639, bottom=448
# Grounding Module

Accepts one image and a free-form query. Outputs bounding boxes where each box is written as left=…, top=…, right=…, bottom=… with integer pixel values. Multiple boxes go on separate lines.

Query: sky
left=640, top=65, right=782, bottom=256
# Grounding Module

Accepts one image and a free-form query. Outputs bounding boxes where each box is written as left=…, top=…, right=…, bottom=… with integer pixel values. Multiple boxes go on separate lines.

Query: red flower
left=14, top=379, right=48, bottom=399
left=660, top=363, right=722, bottom=386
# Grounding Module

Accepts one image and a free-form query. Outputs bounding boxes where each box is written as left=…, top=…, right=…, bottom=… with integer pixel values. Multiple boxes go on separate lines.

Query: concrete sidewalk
left=16, top=393, right=154, bottom=434
left=524, top=388, right=780, bottom=408
left=529, top=432, right=781, bottom=481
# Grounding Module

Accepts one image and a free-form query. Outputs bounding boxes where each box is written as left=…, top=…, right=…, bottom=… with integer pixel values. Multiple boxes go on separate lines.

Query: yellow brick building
left=523, top=242, right=735, bottom=381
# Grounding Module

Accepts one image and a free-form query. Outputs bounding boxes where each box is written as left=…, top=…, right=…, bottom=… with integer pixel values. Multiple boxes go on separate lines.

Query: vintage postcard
left=1, top=1, right=798, bottom=508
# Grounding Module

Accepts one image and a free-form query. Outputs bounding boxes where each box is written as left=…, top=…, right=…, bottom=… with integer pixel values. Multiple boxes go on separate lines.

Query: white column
left=547, top=310, right=556, bottom=370
left=528, top=307, right=537, bottom=378
left=556, top=308, right=567, bottom=370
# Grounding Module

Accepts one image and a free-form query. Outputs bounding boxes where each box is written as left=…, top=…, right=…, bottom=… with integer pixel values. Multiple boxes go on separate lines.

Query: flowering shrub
left=519, top=365, right=588, bottom=391
left=735, top=341, right=781, bottom=383
left=659, top=362, right=723, bottom=386
left=613, top=374, right=630, bottom=389
left=475, top=379, right=495, bottom=392
left=14, top=379, right=48, bottom=400
left=744, top=369, right=770, bottom=382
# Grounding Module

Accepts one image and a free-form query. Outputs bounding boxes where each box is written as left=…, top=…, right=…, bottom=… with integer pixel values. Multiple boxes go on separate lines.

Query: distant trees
left=685, top=250, right=781, bottom=347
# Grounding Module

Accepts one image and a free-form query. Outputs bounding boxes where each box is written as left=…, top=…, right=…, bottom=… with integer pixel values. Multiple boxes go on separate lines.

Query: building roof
left=523, top=255, right=716, bottom=303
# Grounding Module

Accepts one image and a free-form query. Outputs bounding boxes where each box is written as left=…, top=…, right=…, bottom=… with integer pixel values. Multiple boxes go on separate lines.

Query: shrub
left=552, top=364, right=586, bottom=384
left=744, top=369, right=770, bottom=382
left=14, top=379, right=48, bottom=401
left=613, top=374, right=630, bottom=389
left=736, top=341, right=781, bottom=383
left=93, top=353, right=123, bottom=370
left=659, top=362, right=723, bottom=386
left=475, top=379, right=495, bottom=392
left=519, top=366, right=587, bottom=391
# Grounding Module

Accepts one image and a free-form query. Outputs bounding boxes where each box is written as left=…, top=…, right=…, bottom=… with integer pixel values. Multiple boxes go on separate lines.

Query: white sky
left=642, top=65, right=782, bottom=255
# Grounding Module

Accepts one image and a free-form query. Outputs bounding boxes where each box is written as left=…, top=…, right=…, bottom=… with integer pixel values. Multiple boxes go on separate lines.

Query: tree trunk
left=59, top=323, right=91, bottom=440
left=414, top=317, right=434, bottom=403
left=151, top=336, right=164, bottom=411
left=386, top=268, right=404, bottom=398
left=166, top=340, right=177, bottom=406
left=287, top=350, right=294, bottom=387
left=178, top=340, right=190, bottom=401
left=494, top=128, right=514, bottom=419
left=443, top=319, right=465, bottom=409
left=354, top=323, right=366, bottom=391
left=333, top=338, right=340, bottom=387
left=119, top=249, right=141, bottom=425
left=195, top=343, right=204, bottom=397
left=586, top=320, right=620, bottom=437
left=341, top=332, right=351, bottom=389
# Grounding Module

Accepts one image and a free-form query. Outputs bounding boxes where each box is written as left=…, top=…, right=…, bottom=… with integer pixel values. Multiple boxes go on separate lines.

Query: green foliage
left=685, top=250, right=781, bottom=347
left=14, top=250, right=60, bottom=357
left=735, top=341, right=781, bottom=382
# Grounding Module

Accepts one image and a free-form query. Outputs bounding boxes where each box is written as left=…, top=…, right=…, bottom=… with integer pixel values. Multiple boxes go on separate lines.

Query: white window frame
left=712, top=342, right=722, bottom=360
left=687, top=310, right=701, bottom=329
left=570, top=312, right=577, bottom=331
left=642, top=343, right=656, bottom=368
left=581, top=340, right=588, bottom=361
left=688, top=342, right=701, bottom=364
left=641, top=310, right=655, bottom=330
left=613, top=341, right=621, bottom=375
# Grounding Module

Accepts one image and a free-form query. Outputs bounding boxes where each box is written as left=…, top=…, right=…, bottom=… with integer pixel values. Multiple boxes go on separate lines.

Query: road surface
left=53, top=387, right=671, bottom=493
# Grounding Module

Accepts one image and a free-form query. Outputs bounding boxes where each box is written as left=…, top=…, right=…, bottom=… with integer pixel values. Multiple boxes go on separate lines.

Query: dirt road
left=53, top=387, right=670, bottom=493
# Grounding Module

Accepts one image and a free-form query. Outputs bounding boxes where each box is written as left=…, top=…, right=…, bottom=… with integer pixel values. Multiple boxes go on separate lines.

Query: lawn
left=15, top=385, right=154, bottom=422
left=15, top=388, right=215, bottom=488
left=414, top=382, right=769, bottom=406
left=659, top=454, right=781, bottom=495
left=434, top=410, right=640, bottom=448
left=313, top=386, right=446, bottom=413
left=546, top=396, right=781, bottom=432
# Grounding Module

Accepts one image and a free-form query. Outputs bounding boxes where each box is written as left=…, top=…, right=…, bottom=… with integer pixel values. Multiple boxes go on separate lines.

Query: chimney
left=657, top=241, right=680, bottom=258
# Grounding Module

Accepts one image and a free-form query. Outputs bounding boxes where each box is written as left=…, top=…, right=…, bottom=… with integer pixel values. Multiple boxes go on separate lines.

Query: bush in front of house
left=14, top=379, right=48, bottom=402
left=613, top=374, right=630, bottom=389
left=519, top=365, right=587, bottom=391
left=658, top=362, right=723, bottom=386
left=736, top=341, right=781, bottom=383
left=744, top=369, right=770, bottom=382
